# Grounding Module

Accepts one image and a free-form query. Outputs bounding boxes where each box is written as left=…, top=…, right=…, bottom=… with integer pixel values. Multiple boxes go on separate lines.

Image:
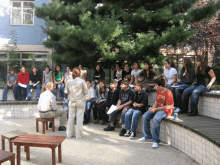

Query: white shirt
left=64, top=77, right=88, bottom=102
left=64, top=72, right=73, bottom=80
left=164, top=67, right=177, bottom=85
left=80, top=70, right=87, bottom=80
left=131, top=69, right=143, bottom=81
left=86, top=87, right=96, bottom=100
left=37, top=90, right=57, bottom=112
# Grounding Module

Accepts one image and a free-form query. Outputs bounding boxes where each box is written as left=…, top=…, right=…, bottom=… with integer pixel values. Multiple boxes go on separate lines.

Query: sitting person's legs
left=104, top=109, right=122, bottom=131
left=12, top=84, right=17, bottom=100
left=84, top=99, right=96, bottom=124
left=35, top=83, right=42, bottom=100
left=119, top=106, right=130, bottom=136
left=26, top=84, right=33, bottom=100
left=97, top=102, right=109, bottom=123
left=2, top=85, right=9, bottom=101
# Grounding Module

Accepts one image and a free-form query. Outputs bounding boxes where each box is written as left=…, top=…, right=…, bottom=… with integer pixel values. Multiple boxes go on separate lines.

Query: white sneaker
left=152, top=142, right=159, bottom=149
left=174, top=108, right=181, bottom=113
left=139, top=137, right=153, bottom=142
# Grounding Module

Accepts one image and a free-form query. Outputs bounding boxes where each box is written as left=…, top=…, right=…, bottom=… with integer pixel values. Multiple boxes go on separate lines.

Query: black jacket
left=106, top=88, right=120, bottom=108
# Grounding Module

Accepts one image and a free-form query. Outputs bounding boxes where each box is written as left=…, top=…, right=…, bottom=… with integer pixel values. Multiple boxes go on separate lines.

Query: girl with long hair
left=114, top=62, right=126, bottom=89
left=164, top=59, right=177, bottom=90
left=179, top=56, right=216, bottom=116
left=129, top=61, right=143, bottom=85
left=53, top=65, right=65, bottom=100
left=41, top=66, right=53, bottom=93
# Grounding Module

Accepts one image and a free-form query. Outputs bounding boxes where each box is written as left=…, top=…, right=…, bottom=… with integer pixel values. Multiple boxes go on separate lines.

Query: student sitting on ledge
left=139, top=78, right=174, bottom=149
left=124, top=82, right=148, bottom=139
left=17, top=66, right=29, bottom=101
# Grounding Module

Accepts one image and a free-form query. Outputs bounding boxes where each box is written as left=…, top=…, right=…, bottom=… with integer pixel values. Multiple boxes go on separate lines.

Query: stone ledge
left=0, top=100, right=63, bottom=105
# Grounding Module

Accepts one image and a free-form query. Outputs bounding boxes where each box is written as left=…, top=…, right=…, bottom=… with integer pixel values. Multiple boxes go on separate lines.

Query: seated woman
left=139, top=78, right=174, bottom=149
left=179, top=55, right=216, bottom=116
left=53, top=65, right=65, bottom=100
left=114, top=62, right=126, bottom=89
left=164, top=59, right=177, bottom=91
left=173, top=58, right=195, bottom=112
left=98, top=80, right=119, bottom=124
left=136, top=61, right=160, bottom=91
left=41, top=66, right=53, bottom=93
left=93, top=64, right=105, bottom=89
left=124, top=63, right=132, bottom=82
left=129, top=61, right=143, bottom=85
left=93, top=80, right=109, bottom=124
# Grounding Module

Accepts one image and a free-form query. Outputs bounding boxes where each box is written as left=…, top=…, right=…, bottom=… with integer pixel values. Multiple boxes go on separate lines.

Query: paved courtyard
left=0, top=118, right=199, bottom=165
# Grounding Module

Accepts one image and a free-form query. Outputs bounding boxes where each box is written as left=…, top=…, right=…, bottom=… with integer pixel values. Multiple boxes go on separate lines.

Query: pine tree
left=35, top=0, right=220, bottom=67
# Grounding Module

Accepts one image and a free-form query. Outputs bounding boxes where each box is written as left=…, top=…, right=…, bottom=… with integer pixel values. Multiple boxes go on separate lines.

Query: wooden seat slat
left=0, top=150, right=14, bottom=160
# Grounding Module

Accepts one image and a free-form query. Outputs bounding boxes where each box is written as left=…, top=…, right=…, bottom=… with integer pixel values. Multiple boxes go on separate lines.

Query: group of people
left=3, top=55, right=216, bottom=149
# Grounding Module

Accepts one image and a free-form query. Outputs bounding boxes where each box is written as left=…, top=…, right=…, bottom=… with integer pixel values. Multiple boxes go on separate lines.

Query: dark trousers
left=84, top=99, right=96, bottom=123
left=17, top=85, right=27, bottom=100
left=109, top=106, right=130, bottom=124
left=97, top=101, right=109, bottom=123
left=93, top=102, right=104, bottom=120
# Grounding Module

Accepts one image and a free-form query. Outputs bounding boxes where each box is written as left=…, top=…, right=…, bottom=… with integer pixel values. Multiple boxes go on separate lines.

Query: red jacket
left=17, top=71, right=29, bottom=84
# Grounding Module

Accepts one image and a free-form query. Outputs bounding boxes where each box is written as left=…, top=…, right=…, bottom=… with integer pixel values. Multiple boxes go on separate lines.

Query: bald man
left=38, top=82, right=67, bottom=131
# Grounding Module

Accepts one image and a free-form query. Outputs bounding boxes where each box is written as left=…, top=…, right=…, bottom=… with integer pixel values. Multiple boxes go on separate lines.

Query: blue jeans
left=17, top=85, right=27, bottom=100
left=27, top=82, right=42, bottom=99
left=143, top=110, right=167, bottom=143
left=173, top=84, right=190, bottom=108
left=167, top=85, right=175, bottom=106
left=2, top=84, right=17, bottom=100
left=53, top=83, right=65, bottom=98
left=182, top=85, right=210, bottom=113
left=124, top=108, right=142, bottom=132
left=84, top=99, right=96, bottom=123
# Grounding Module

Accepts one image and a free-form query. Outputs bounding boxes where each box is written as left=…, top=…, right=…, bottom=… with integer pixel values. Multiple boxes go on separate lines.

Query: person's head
left=96, top=64, right=101, bottom=71
left=133, top=61, right=140, bottom=70
left=196, top=55, right=206, bottom=74
left=45, top=82, right=55, bottom=92
left=121, top=80, right=129, bottom=90
left=110, top=80, right=117, bottom=90
left=180, top=58, right=193, bottom=80
left=78, top=64, right=83, bottom=70
left=45, top=66, right=50, bottom=74
left=20, top=66, right=26, bottom=74
left=154, top=78, right=165, bottom=90
left=99, top=80, right=106, bottom=89
left=66, top=66, right=71, bottom=73
left=54, top=65, right=61, bottom=76
left=9, top=67, right=15, bottom=75
left=124, top=63, right=130, bottom=72
left=86, top=80, right=91, bottom=89
left=164, top=59, right=175, bottom=69
left=115, top=62, right=122, bottom=71
left=133, top=82, right=142, bottom=92
left=144, top=61, right=153, bottom=70
left=32, top=65, right=37, bottom=73
left=72, top=67, right=81, bottom=79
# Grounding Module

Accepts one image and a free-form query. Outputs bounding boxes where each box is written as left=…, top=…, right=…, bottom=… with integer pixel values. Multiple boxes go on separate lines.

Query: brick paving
left=0, top=118, right=199, bottom=165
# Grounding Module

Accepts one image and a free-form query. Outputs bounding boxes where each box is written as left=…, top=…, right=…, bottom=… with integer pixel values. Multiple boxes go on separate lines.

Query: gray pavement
left=0, top=118, right=199, bottom=165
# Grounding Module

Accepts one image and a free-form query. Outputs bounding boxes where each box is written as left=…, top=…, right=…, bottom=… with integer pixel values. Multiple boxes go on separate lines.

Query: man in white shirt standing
left=65, top=67, right=88, bottom=139
left=37, top=82, right=67, bottom=131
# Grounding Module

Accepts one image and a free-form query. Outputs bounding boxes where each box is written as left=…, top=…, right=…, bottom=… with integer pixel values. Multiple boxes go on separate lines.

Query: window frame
left=10, top=0, right=35, bottom=26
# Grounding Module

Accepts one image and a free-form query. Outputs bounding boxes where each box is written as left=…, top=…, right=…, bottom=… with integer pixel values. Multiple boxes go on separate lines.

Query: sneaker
left=58, top=126, right=66, bottom=131
left=119, top=129, right=126, bottom=136
left=174, top=108, right=181, bottom=113
left=139, top=137, right=153, bottom=142
left=129, top=132, right=136, bottom=139
left=26, top=98, right=31, bottom=101
left=49, top=122, right=52, bottom=128
left=124, top=130, right=131, bottom=137
left=103, top=125, right=115, bottom=131
left=152, top=142, right=159, bottom=149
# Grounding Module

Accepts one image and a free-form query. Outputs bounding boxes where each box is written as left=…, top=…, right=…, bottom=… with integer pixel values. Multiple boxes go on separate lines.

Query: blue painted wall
left=0, top=0, right=48, bottom=45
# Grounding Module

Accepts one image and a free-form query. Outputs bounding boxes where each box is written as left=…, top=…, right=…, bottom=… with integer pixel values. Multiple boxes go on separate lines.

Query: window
left=10, top=0, right=35, bottom=26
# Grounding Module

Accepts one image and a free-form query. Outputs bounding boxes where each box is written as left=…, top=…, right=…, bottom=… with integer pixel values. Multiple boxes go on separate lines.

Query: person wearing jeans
left=180, top=56, right=216, bottom=116
left=17, top=66, right=29, bottom=101
left=2, top=67, right=17, bottom=101
left=139, top=78, right=174, bottom=149
left=26, top=65, right=42, bottom=101
left=124, top=82, right=148, bottom=139
left=53, top=65, right=65, bottom=100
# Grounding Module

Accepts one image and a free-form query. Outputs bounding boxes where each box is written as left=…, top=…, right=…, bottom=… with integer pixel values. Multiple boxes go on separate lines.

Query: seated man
left=37, top=82, right=67, bottom=131
left=84, top=80, right=96, bottom=124
left=17, top=66, right=29, bottom=101
left=139, top=78, right=174, bottom=149
left=26, top=65, right=42, bottom=101
left=2, top=67, right=17, bottom=101
left=104, top=80, right=134, bottom=137
left=98, top=80, right=119, bottom=124
left=124, top=82, right=148, bottom=139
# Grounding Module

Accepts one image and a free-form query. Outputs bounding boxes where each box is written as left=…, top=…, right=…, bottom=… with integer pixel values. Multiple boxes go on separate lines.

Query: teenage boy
left=17, top=66, right=29, bottom=101
left=139, top=78, right=174, bottom=149
left=26, top=66, right=42, bottom=101
left=84, top=80, right=96, bottom=124
left=2, top=67, right=17, bottom=101
left=104, top=80, right=134, bottom=136
left=124, top=82, right=148, bottom=139
left=98, top=80, right=119, bottom=123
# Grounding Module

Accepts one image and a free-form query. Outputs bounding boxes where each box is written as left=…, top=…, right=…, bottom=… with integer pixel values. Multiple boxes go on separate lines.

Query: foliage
left=35, top=0, right=220, bottom=68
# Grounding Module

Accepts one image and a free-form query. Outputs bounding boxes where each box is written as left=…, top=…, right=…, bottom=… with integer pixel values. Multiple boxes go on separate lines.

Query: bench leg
left=9, top=141, right=13, bottom=152
left=52, top=147, right=56, bottom=165
left=1, top=135, right=5, bottom=150
left=10, top=154, right=15, bottom=165
left=36, top=120, right=39, bottom=132
left=25, top=146, right=30, bottom=160
left=58, top=144, right=62, bottom=163
left=46, top=121, right=48, bottom=130
left=16, top=145, right=21, bottom=165
left=52, top=119, right=55, bottom=132
left=43, top=121, right=46, bottom=134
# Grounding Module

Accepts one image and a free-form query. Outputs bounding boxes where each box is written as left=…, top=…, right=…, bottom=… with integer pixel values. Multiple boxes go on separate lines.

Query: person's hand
left=177, top=79, right=181, bottom=83
left=206, top=84, right=211, bottom=90
left=55, top=82, right=58, bottom=85
left=149, top=107, right=156, bottom=113
left=33, top=84, right=36, bottom=87
left=106, top=107, right=109, bottom=110
left=173, top=83, right=177, bottom=86
left=117, top=105, right=123, bottom=110
left=97, top=101, right=100, bottom=104
left=133, top=102, right=137, bottom=107
left=8, top=84, right=12, bottom=88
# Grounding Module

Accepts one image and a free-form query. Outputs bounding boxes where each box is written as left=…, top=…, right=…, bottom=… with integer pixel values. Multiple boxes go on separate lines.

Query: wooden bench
left=0, top=149, right=15, bottom=165
left=11, top=134, right=66, bottom=165
left=1, top=130, right=27, bottom=153
left=36, top=118, right=55, bottom=134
